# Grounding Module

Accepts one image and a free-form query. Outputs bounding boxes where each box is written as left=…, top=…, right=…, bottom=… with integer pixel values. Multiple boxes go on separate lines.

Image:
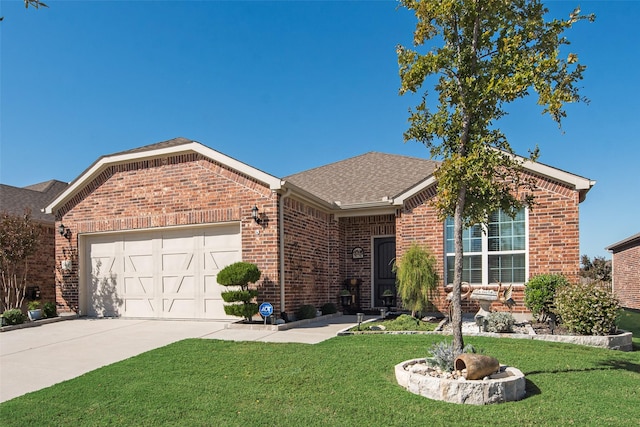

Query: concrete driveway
left=0, top=315, right=358, bottom=403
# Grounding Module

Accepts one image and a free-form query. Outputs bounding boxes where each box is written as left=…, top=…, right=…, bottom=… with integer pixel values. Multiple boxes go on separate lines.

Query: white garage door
left=83, top=224, right=241, bottom=320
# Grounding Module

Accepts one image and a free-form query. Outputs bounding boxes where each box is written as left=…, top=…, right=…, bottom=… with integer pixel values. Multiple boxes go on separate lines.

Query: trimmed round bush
left=2, top=308, right=26, bottom=325
left=554, top=283, right=620, bottom=335
left=295, top=304, right=317, bottom=320
left=224, top=303, right=259, bottom=320
left=221, top=290, right=258, bottom=303
left=217, top=261, right=262, bottom=321
left=321, top=302, right=337, bottom=315
left=484, top=311, right=515, bottom=333
left=216, top=262, right=261, bottom=288
left=524, top=274, right=569, bottom=321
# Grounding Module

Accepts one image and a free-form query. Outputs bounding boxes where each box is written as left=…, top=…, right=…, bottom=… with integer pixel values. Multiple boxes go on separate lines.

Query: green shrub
left=554, top=283, right=620, bottom=335
left=42, top=302, right=57, bottom=318
left=27, top=300, right=41, bottom=311
left=484, top=311, right=515, bottom=333
left=524, top=273, right=569, bottom=321
left=295, top=305, right=317, bottom=320
left=217, top=262, right=261, bottom=322
left=392, top=244, right=438, bottom=316
left=221, top=290, right=258, bottom=303
left=216, top=262, right=261, bottom=288
left=224, top=303, right=260, bottom=320
left=2, top=308, right=26, bottom=325
left=426, top=340, right=477, bottom=372
left=320, top=302, right=337, bottom=315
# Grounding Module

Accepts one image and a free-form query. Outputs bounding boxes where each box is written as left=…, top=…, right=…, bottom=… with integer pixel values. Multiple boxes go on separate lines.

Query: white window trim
left=445, top=209, right=529, bottom=286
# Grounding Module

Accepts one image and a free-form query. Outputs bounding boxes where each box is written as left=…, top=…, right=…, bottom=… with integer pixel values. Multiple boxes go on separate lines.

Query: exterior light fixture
left=58, top=224, right=71, bottom=240
left=357, top=312, right=364, bottom=329
left=251, top=205, right=262, bottom=225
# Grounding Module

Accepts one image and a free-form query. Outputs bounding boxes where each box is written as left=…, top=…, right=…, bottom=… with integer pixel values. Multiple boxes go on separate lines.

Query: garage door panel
left=204, top=298, right=227, bottom=319
left=123, top=237, right=152, bottom=252
left=124, top=276, right=152, bottom=294
left=162, top=276, right=195, bottom=294
left=205, top=250, right=239, bottom=270
left=85, top=224, right=241, bottom=319
left=163, top=299, right=195, bottom=317
left=125, top=254, right=153, bottom=273
left=162, top=253, right=193, bottom=272
left=124, top=299, right=155, bottom=316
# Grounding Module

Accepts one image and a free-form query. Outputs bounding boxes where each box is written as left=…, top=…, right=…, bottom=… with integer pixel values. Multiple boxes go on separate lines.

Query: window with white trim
left=445, top=208, right=527, bottom=285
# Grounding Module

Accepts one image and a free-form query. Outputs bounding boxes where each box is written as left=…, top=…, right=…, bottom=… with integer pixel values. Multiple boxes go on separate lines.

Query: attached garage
left=81, top=223, right=241, bottom=320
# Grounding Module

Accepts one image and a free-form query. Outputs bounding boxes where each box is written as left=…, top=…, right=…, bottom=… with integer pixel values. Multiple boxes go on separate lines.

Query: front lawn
left=1, top=331, right=638, bottom=426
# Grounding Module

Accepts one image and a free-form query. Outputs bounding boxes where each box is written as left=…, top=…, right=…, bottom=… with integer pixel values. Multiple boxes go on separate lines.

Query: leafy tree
left=397, top=0, right=593, bottom=352
left=217, top=262, right=261, bottom=322
left=393, top=243, right=439, bottom=317
left=579, top=254, right=611, bottom=283
left=0, top=211, right=41, bottom=311
left=1, top=0, right=48, bottom=22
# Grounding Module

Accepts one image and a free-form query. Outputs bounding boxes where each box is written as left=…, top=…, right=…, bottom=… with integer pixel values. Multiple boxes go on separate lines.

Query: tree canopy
left=397, top=0, right=593, bottom=352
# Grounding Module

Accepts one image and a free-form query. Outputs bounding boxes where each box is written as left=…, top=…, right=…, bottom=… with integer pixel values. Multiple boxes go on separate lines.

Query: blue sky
left=1, top=1, right=638, bottom=258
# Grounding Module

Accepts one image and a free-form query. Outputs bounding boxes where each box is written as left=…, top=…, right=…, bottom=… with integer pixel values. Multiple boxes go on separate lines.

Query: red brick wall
left=527, top=174, right=581, bottom=282
left=281, top=196, right=336, bottom=314
left=53, top=154, right=280, bottom=314
left=395, top=171, right=583, bottom=315
left=612, top=243, right=640, bottom=310
left=339, top=214, right=396, bottom=308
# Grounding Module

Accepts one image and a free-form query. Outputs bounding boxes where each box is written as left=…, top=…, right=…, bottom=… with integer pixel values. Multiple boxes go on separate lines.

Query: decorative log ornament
left=454, top=354, right=500, bottom=380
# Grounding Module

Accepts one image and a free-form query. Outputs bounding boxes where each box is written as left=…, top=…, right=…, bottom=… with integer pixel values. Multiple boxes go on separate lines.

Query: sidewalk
left=0, top=314, right=363, bottom=403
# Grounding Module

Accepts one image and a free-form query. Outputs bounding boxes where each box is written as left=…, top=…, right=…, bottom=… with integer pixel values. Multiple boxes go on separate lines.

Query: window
left=445, top=208, right=527, bottom=285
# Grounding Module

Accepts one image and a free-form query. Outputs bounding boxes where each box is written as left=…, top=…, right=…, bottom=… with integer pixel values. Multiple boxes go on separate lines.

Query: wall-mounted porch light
left=58, top=224, right=71, bottom=240
left=251, top=205, right=263, bottom=225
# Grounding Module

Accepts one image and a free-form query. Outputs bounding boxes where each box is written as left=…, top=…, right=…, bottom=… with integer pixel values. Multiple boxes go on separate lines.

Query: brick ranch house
left=606, top=233, right=640, bottom=311
left=44, top=137, right=594, bottom=320
left=0, top=180, right=68, bottom=310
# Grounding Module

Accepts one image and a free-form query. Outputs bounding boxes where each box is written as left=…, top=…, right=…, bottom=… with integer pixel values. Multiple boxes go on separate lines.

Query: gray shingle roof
left=285, top=152, right=439, bottom=205
left=0, top=180, right=68, bottom=222
left=109, top=137, right=194, bottom=156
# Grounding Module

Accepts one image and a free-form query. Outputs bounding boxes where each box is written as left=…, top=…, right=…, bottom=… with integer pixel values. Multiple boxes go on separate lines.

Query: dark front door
left=373, top=237, right=396, bottom=307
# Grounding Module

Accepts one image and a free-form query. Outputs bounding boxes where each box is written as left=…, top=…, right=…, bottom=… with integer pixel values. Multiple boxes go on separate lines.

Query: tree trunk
left=452, top=186, right=467, bottom=354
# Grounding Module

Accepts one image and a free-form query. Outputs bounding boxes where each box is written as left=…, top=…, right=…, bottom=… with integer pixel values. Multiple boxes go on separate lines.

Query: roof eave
left=392, top=176, right=438, bottom=206
left=45, top=141, right=282, bottom=214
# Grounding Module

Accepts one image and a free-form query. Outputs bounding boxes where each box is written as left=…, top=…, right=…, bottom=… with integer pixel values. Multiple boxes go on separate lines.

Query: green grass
left=350, top=313, right=439, bottom=332
left=2, top=329, right=639, bottom=426
left=619, top=308, right=640, bottom=350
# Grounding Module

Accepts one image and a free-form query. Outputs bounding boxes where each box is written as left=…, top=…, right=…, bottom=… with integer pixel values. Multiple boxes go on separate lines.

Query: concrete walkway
left=0, top=315, right=362, bottom=403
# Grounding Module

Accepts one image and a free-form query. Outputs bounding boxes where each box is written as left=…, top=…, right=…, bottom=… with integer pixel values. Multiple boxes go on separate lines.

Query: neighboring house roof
left=285, top=152, right=439, bottom=207
left=606, top=233, right=640, bottom=252
left=0, top=180, right=68, bottom=222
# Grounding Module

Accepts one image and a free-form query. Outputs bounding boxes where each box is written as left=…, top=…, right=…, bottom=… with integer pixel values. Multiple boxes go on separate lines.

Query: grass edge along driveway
left=1, top=310, right=639, bottom=427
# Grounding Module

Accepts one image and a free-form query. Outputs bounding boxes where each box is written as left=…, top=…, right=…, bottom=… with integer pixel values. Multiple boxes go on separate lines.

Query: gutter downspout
left=278, top=187, right=291, bottom=314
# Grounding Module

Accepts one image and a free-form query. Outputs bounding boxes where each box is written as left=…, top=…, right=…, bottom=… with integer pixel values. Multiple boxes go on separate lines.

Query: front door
left=373, top=237, right=396, bottom=307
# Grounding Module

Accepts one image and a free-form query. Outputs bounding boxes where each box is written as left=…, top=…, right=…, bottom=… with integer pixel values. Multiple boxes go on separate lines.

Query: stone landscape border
left=395, top=358, right=526, bottom=405
left=338, top=319, right=633, bottom=351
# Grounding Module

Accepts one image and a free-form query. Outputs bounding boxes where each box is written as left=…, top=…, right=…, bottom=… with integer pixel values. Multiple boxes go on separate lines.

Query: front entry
left=373, top=237, right=396, bottom=307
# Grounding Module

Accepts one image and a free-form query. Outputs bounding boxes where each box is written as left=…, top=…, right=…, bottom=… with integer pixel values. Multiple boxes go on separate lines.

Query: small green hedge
left=295, top=305, right=317, bottom=320
left=320, top=302, right=337, bottom=315
left=554, top=282, right=620, bottom=335
left=524, top=273, right=569, bottom=321
left=2, top=309, right=25, bottom=325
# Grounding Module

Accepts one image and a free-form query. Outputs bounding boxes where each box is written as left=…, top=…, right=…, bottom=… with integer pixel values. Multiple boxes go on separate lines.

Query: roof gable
left=45, top=138, right=282, bottom=214
left=285, top=152, right=439, bottom=207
